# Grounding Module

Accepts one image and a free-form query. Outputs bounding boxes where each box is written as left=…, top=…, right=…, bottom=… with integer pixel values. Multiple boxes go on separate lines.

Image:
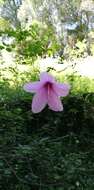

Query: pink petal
left=40, top=72, right=55, bottom=83
left=48, top=89, right=63, bottom=111
left=23, top=82, right=42, bottom=93
left=53, top=83, right=70, bottom=97
left=32, top=88, right=47, bottom=113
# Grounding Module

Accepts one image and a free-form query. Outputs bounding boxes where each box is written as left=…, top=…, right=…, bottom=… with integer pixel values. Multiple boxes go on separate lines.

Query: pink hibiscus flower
left=23, top=72, right=70, bottom=113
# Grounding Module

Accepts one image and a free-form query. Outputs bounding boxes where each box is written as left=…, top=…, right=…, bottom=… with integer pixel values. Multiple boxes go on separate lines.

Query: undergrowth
left=0, top=66, right=94, bottom=190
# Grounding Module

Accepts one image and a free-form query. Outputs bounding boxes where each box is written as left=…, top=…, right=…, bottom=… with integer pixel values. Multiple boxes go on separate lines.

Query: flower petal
left=32, top=88, right=47, bottom=113
left=48, top=90, right=63, bottom=111
left=40, top=72, right=55, bottom=83
left=53, top=83, right=70, bottom=97
left=23, top=82, right=42, bottom=93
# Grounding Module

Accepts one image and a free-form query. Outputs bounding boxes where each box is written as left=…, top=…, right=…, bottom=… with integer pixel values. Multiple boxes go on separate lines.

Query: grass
left=0, top=63, right=94, bottom=190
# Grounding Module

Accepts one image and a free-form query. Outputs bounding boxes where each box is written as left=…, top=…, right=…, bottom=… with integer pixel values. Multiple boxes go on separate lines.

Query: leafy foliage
left=0, top=65, right=94, bottom=190
left=63, top=39, right=88, bottom=60
left=0, top=21, right=60, bottom=63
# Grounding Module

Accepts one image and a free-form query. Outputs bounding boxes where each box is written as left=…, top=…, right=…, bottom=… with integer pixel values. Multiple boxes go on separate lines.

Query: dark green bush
left=0, top=84, right=94, bottom=190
